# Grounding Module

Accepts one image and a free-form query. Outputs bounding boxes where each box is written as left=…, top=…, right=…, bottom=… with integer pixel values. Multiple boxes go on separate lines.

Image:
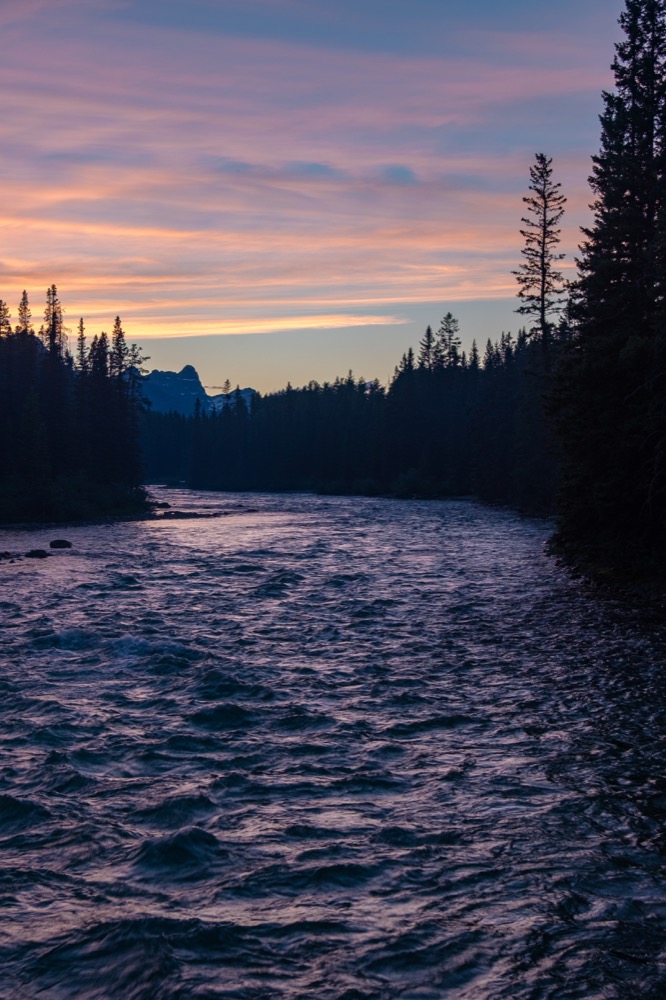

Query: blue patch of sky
left=206, top=156, right=257, bottom=175
left=204, top=157, right=349, bottom=184
left=437, top=172, right=515, bottom=193
left=287, top=161, right=344, bottom=180
left=379, top=165, right=418, bottom=186
left=103, top=0, right=620, bottom=58
left=204, top=155, right=502, bottom=196
left=430, top=93, right=606, bottom=159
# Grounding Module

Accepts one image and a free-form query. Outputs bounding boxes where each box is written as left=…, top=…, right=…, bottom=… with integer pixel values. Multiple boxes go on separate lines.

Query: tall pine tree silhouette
left=513, top=153, right=567, bottom=346
left=554, top=0, right=666, bottom=579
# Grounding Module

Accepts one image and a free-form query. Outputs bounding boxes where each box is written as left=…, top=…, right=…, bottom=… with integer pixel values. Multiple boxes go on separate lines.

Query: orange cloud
left=0, top=3, right=615, bottom=350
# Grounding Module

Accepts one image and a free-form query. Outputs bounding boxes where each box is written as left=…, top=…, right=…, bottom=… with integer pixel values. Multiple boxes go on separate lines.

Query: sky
left=1, top=0, right=624, bottom=393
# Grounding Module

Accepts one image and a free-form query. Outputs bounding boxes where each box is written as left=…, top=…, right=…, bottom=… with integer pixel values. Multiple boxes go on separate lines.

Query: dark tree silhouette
left=513, top=153, right=567, bottom=345
left=41, top=284, right=66, bottom=357
left=553, top=0, right=666, bottom=580
left=0, top=300, right=11, bottom=337
left=75, top=318, right=87, bottom=372
left=0, top=287, right=149, bottom=522
left=435, top=312, right=462, bottom=368
left=16, top=290, right=33, bottom=337
left=417, top=325, right=436, bottom=371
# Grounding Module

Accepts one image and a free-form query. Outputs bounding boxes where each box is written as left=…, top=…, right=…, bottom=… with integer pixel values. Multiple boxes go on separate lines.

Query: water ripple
left=1, top=490, right=666, bottom=998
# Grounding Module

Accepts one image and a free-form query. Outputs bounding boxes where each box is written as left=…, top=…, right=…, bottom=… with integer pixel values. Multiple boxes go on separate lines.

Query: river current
left=1, top=489, right=665, bottom=999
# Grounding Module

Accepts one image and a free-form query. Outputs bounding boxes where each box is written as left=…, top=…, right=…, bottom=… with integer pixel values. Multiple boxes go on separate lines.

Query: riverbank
left=547, top=530, right=666, bottom=614
left=0, top=477, right=151, bottom=526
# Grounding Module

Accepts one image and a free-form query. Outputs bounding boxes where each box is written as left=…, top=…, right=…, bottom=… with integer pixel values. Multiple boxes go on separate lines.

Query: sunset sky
left=2, top=0, right=622, bottom=392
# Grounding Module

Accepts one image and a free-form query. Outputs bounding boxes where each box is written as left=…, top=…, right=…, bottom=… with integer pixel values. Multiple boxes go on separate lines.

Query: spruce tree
left=110, top=316, right=129, bottom=379
left=89, top=331, right=109, bottom=379
left=436, top=313, right=461, bottom=368
left=417, top=325, right=435, bottom=371
left=75, top=318, right=87, bottom=372
left=16, top=290, right=33, bottom=337
left=512, top=153, right=567, bottom=345
left=396, top=347, right=415, bottom=374
left=468, top=340, right=480, bottom=372
left=126, top=341, right=149, bottom=403
left=42, top=284, right=65, bottom=357
left=0, top=300, right=11, bottom=338
left=554, top=0, right=666, bottom=579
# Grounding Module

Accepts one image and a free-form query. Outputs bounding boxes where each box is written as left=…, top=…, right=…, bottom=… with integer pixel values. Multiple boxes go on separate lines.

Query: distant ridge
left=141, top=364, right=254, bottom=415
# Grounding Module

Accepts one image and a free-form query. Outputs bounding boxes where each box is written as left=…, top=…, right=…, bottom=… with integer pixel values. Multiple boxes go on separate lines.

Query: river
left=1, top=489, right=665, bottom=999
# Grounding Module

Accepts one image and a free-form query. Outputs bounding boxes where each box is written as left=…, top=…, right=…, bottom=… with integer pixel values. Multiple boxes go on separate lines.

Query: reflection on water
left=1, top=489, right=665, bottom=998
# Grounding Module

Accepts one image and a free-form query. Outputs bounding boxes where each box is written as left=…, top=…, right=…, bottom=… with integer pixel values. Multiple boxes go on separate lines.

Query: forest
left=0, top=288, right=148, bottom=521
left=3, top=0, right=666, bottom=587
left=141, top=318, right=560, bottom=516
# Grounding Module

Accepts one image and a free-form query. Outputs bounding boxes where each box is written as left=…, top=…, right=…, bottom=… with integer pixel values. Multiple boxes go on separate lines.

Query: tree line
left=141, top=318, right=561, bottom=514
left=0, top=287, right=148, bottom=521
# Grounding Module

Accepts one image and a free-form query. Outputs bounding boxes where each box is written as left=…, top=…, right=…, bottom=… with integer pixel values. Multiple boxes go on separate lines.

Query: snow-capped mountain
left=141, top=365, right=254, bottom=415
left=208, top=387, right=255, bottom=413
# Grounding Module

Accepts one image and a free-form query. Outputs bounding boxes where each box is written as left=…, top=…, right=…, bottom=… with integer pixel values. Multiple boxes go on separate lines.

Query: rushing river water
left=1, top=489, right=666, bottom=1000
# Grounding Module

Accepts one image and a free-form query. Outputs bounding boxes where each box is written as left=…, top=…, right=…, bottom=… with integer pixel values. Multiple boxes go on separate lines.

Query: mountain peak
left=142, top=365, right=255, bottom=415
left=142, top=364, right=208, bottom=416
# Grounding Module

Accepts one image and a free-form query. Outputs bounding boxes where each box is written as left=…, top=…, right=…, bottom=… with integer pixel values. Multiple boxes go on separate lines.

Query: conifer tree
left=75, top=318, right=87, bottom=372
left=513, top=153, right=567, bottom=345
left=395, top=347, right=415, bottom=375
left=126, top=341, right=150, bottom=403
left=0, top=300, right=11, bottom=337
left=110, top=316, right=129, bottom=379
left=436, top=313, right=461, bottom=368
left=468, top=340, right=480, bottom=372
left=42, top=284, right=65, bottom=357
left=554, top=0, right=666, bottom=578
left=418, top=325, right=435, bottom=371
left=16, top=290, right=33, bottom=337
left=89, top=331, right=109, bottom=379
left=483, top=338, right=499, bottom=370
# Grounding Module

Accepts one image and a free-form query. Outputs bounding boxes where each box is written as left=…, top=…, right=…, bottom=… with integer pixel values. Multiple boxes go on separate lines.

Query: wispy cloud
left=0, top=0, right=619, bottom=352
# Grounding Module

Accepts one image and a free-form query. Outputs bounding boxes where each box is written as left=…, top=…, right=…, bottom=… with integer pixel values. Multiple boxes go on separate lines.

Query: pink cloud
left=0, top=5, right=614, bottom=345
